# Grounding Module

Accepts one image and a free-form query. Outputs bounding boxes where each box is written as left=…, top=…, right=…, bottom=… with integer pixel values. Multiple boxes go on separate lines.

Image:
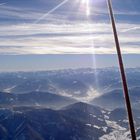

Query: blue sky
left=0, top=54, right=140, bottom=72
left=0, top=0, right=140, bottom=71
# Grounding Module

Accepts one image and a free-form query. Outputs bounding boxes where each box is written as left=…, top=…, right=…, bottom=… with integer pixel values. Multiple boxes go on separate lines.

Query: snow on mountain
left=0, top=102, right=139, bottom=140
left=0, top=91, right=77, bottom=109
left=0, top=68, right=139, bottom=139
left=0, top=67, right=140, bottom=103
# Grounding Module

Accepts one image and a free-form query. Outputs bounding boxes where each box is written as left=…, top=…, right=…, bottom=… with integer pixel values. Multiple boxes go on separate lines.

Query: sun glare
left=81, top=0, right=90, bottom=16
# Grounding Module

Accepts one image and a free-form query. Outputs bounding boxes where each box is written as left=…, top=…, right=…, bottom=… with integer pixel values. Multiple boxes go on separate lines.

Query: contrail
left=122, top=27, right=140, bottom=32
left=33, top=0, right=69, bottom=24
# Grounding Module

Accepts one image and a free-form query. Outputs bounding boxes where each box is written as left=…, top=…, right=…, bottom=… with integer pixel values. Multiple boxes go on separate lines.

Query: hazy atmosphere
left=0, top=54, right=140, bottom=72
left=0, top=0, right=140, bottom=71
left=0, top=0, right=140, bottom=139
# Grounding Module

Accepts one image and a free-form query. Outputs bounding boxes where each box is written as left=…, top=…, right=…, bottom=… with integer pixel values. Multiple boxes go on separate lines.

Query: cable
left=107, top=0, right=136, bottom=139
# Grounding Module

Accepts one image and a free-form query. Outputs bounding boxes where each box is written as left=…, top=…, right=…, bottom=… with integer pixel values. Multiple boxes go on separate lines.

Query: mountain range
left=1, top=102, right=139, bottom=140
left=0, top=68, right=140, bottom=139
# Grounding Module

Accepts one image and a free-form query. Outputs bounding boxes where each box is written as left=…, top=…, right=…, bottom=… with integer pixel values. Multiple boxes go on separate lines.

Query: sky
left=0, top=0, right=140, bottom=71
left=0, top=54, right=140, bottom=72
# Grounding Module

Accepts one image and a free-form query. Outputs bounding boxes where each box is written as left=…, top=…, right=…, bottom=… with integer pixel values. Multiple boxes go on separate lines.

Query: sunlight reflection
left=83, top=19, right=100, bottom=95
left=81, top=0, right=90, bottom=16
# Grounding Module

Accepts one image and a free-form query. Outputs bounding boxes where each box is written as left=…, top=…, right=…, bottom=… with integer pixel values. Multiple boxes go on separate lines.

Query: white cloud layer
left=0, top=22, right=139, bottom=54
left=0, top=1, right=139, bottom=55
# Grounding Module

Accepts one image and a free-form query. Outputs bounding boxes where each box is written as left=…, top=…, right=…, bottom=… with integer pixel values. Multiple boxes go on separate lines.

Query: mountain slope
left=0, top=91, right=77, bottom=109
left=91, top=87, right=140, bottom=110
left=0, top=102, right=137, bottom=140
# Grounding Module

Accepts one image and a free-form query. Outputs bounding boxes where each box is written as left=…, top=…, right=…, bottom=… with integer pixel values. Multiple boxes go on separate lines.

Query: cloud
left=0, top=21, right=139, bottom=54
left=0, top=0, right=139, bottom=55
left=0, top=3, right=7, bottom=6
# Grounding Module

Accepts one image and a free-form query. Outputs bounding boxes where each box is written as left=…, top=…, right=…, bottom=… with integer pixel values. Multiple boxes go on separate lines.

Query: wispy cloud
left=0, top=22, right=139, bottom=54
left=0, top=0, right=139, bottom=55
left=0, top=3, right=7, bottom=6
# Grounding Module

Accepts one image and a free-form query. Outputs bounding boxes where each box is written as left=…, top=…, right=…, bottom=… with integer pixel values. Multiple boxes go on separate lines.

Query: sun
left=81, top=0, right=90, bottom=16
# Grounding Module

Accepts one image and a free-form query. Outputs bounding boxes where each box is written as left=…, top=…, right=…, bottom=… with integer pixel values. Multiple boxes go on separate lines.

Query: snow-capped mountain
left=92, top=87, right=140, bottom=110
left=0, top=67, right=140, bottom=103
left=0, top=91, right=77, bottom=109
left=0, top=68, right=140, bottom=139
left=0, top=102, right=137, bottom=140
